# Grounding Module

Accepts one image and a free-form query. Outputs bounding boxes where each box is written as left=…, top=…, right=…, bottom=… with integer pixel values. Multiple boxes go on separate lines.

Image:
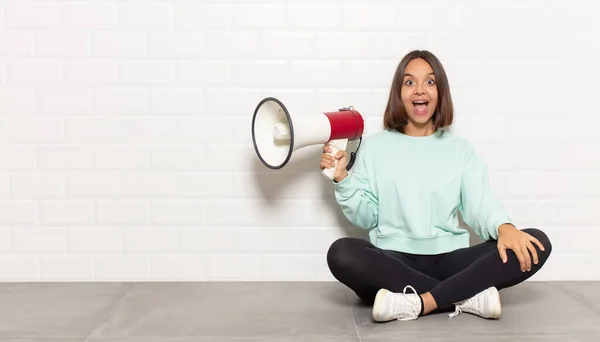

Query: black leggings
left=327, top=228, right=552, bottom=312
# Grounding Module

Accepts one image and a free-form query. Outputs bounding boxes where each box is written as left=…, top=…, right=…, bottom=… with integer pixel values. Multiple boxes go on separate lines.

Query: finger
left=321, top=154, right=334, bottom=162
left=527, top=241, right=539, bottom=267
left=497, top=245, right=508, bottom=263
left=513, top=246, right=527, bottom=271
left=529, top=236, right=545, bottom=252
left=335, top=151, right=346, bottom=159
left=521, top=242, right=532, bottom=271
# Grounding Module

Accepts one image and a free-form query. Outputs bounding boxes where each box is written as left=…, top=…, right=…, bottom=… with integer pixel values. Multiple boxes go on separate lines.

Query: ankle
left=419, top=292, right=438, bottom=315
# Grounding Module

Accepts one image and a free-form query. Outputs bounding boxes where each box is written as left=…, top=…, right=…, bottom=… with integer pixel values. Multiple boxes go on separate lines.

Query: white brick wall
left=0, top=0, right=598, bottom=282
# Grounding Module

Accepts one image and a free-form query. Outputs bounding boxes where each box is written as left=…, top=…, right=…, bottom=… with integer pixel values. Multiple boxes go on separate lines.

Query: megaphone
left=251, top=96, right=364, bottom=180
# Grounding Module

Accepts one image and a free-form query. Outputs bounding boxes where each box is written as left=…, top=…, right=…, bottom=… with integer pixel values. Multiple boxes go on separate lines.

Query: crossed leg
left=326, top=228, right=552, bottom=316
left=326, top=237, right=442, bottom=305
left=426, top=228, right=552, bottom=312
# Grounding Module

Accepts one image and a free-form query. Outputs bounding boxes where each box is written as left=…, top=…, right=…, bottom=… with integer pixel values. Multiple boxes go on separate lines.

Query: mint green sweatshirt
left=334, top=128, right=513, bottom=255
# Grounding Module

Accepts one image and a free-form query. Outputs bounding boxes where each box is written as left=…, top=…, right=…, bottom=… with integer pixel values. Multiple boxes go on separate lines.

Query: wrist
left=498, top=223, right=516, bottom=235
left=333, top=171, right=348, bottom=183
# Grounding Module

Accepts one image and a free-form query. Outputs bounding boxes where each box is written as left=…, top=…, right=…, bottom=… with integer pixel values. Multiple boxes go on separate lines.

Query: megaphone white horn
left=251, top=96, right=365, bottom=179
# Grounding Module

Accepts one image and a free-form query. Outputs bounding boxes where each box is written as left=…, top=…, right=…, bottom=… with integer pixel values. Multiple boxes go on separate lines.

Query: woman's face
left=400, top=58, right=439, bottom=128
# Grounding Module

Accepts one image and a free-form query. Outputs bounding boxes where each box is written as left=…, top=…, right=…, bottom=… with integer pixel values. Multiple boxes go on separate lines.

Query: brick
left=316, top=32, right=371, bottom=60
left=91, top=32, right=145, bottom=58
left=119, top=118, right=179, bottom=143
left=7, top=116, right=62, bottom=143
left=401, top=4, right=459, bottom=30
left=179, top=227, right=235, bottom=253
left=150, top=146, right=207, bottom=171
left=96, top=200, right=149, bottom=226
left=10, top=172, right=65, bottom=199
left=177, top=117, right=232, bottom=143
left=39, top=89, right=91, bottom=115
left=289, top=61, right=343, bottom=87
left=4, top=2, right=59, bottom=28
left=92, top=89, right=149, bottom=115
left=149, top=89, right=204, bottom=114
left=205, top=32, right=260, bottom=58
left=66, top=172, right=121, bottom=198
left=118, top=2, right=172, bottom=29
left=93, top=145, right=149, bottom=170
left=121, top=172, right=176, bottom=198
left=0, top=228, right=10, bottom=252
left=124, top=227, right=178, bottom=253
left=37, top=145, right=94, bottom=170
left=0, top=88, right=36, bottom=114
left=11, top=227, right=67, bottom=253
left=147, top=32, right=204, bottom=58
left=64, top=117, right=119, bottom=143
left=176, top=60, right=231, bottom=86
left=207, top=254, right=262, bottom=281
left=261, top=33, right=315, bottom=59
left=204, top=88, right=261, bottom=115
left=148, top=200, right=207, bottom=226
left=0, top=173, right=8, bottom=199
left=39, top=200, right=95, bottom=226
left=232, top=61, right=288, bottom=86
left=120, top=60, right=175, bottom=86
left=40, top=255, right=95, bottom=281
left=61, top=2, right=117, bottom=29
left=68, top=227, right=123, bottom=253
left=232, top=4, right=286, bottom=28
left=174, top=3, right=230, bottom=29
left=0, top=31, right=34, bottom=57
left=0, top=256, right=39, bottom=281
left=288, top=4, right=340, bottom=28
left=34, top=31, right=90, bottom=58
left=63, top=60, right=119, bottom=86
left=340, top=4, right=399, bottom=29
left=6, top=60, right=61, bottom=86
left=148, top=255, right=208, bottom=281
left=95, top=255, right=149, bottom=281
left=0, top=145, right=36, bottom=171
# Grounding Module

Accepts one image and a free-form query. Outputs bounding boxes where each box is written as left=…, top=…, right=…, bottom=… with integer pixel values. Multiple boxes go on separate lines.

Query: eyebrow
left=404, top=73, right=435, bottom=77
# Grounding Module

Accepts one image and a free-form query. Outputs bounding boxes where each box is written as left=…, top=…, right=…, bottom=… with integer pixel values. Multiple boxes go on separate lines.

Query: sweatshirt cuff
left=333, top=173, right=354, bottom=195
left=491, top=214, right=514, bottom=239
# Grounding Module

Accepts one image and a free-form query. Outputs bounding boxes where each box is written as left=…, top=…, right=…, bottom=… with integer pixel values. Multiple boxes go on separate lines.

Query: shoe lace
left=448, top=306, right=462, bottom=319
left=448, top=292, right=483, bottom=319
left=393, top=285, right=421, bottom=320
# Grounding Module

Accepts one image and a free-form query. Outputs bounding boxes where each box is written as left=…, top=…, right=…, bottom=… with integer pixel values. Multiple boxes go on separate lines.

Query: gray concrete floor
left=0, top=281, right=598, bottom=341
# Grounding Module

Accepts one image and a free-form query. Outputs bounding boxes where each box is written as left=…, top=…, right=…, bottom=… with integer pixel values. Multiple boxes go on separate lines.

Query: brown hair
left=383, top=50, right=454, bottom=133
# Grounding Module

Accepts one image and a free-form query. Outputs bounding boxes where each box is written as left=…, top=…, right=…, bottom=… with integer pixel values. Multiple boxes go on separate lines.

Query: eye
left=405, top=80, right=414, bottom=86
left=427, top=79, right=435, bottom=85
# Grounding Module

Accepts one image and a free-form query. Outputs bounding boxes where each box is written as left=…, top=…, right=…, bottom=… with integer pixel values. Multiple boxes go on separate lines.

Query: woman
left=321, top=50, right=552, bottom=322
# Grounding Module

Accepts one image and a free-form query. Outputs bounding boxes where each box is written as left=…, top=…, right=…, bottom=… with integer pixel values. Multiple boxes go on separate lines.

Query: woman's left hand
left=497, top=224, right=545, bottom=272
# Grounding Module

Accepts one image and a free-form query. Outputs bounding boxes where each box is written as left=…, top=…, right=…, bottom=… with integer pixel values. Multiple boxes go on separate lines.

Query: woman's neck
left=403, top=123, right=435, bottom=137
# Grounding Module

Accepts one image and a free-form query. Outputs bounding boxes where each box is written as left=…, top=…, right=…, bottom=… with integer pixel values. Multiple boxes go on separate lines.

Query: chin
left=409, top=112, right=434, bottom=124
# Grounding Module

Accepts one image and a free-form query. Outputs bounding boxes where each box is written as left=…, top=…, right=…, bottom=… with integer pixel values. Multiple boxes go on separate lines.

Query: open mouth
left=412, top=100, right=429, bottom=115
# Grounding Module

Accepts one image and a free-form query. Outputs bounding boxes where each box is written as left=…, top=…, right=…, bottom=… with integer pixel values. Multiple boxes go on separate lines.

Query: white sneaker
left=449, top=286, right=501, bottom=319
left=372, top=285, right=422, bottom=322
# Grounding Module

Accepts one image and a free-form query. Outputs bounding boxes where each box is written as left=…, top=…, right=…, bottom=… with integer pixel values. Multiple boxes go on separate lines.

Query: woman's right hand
left=320, top=144, right=349, bottom=182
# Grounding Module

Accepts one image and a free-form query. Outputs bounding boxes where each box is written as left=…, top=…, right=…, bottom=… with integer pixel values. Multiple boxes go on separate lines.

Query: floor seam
left=548, top=281, right=600, bottom=317
left=83, top=282, right=136, bottom=342
left=343, top=287, right=362, bottom=342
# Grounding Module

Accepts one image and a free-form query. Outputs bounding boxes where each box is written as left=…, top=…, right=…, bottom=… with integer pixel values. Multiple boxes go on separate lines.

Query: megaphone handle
left=322, top=139, right=348, bottom=180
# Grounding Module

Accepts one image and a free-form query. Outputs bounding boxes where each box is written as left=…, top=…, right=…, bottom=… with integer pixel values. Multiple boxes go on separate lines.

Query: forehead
left=404, top=58, right=434, bottom=76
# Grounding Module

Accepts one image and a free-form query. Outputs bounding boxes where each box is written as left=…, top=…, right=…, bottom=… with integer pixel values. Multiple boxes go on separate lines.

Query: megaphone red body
left=252, top=96, right=365, bottom=179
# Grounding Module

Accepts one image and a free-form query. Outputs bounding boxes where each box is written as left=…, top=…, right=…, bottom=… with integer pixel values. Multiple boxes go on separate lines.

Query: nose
left=415, top=82, right=426, bottom=95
